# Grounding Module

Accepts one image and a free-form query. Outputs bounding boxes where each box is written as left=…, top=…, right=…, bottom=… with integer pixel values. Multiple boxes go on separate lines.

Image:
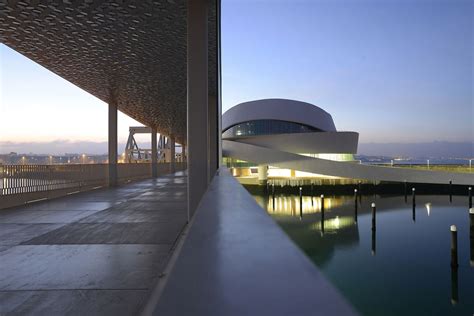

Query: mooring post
left=354, top=189, right=358, bottom=223
left=412, top=188, right=416, bottom=206
left=469, top=187, right=472, bottom=208
left=412, top=202, right=416, bottom=222
left=451, top=225, right=458, bottom=268
left=321, top=194, right=325, bottom=214
left=371, top=202, right=376, bottom=231
left=470, top=208, right=474, bottom=267
left=320, top=194, right=325, bottom=234
left=299, top=187, right=303, bottom=219
left=451, top=224, right=459, bottom=305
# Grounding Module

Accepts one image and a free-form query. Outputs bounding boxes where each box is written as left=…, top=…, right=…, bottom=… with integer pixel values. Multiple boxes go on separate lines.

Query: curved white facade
left=223, top=140, right=474, bottom=185
left=223, top=99, right=358, bottom=156
left=227, top=132, right=359, bottom=154
left=223, top=99, right=337, bottom=132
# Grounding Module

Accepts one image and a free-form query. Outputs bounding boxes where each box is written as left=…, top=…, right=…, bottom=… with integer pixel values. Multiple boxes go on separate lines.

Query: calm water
left=252, top=191, right=474, bottom=316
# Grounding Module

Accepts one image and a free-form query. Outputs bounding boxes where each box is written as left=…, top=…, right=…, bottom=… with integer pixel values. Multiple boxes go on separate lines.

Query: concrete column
left=216, top=0, right=223, bottom=169
left=208, top=95, right=217, bottom=181
left=164, top=138, right=171, bottom=163
left=170, top=136, right=176, bottom=173
left=258, top=165, right=268, bottom=185
left=108, top=101, right=118, bottom=186
left=151, top=128, right=157, bottom=178
left=208, top=0, right=221, bottom=181
left=187, top=0, right=209, bottom=219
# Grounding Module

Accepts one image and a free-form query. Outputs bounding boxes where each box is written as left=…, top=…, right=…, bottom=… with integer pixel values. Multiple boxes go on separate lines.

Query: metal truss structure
left=125, top=127, right=181, bottom=163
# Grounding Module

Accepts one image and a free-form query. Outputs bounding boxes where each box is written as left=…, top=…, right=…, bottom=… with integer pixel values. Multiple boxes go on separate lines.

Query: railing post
left=48, top=164, right=52, bottom=199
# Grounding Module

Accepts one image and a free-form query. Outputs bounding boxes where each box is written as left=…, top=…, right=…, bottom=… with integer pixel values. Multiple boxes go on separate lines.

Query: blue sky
left=222, top=0, right=473, bottom=143
left=0, top=0, right=472, bottom=155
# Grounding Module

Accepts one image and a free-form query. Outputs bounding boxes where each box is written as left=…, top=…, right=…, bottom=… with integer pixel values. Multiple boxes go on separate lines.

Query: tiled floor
left=0, top=171, right=187, bottom=316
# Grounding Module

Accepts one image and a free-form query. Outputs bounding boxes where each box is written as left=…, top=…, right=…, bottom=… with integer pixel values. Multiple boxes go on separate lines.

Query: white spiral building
left=222, top=99, right=359, bottom=181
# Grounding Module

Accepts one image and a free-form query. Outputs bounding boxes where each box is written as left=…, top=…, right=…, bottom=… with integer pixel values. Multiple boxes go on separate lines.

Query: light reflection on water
left=252, top=191, right=474, bottom=316
left=253, top=195, right=346, bottom=215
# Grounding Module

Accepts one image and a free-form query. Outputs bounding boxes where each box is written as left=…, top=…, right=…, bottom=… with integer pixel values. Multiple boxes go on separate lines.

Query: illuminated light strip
left=26, top=197, right=48, bottom=203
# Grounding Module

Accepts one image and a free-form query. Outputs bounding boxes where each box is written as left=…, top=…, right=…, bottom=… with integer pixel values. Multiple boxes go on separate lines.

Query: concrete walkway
left=0, top=171, right=187, bottom=316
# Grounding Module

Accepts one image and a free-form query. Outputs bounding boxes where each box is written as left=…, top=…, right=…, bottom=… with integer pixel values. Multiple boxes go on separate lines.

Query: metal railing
left=0, top=162, right=186, bottom=209
left=0, top=164, right=107, bottom=195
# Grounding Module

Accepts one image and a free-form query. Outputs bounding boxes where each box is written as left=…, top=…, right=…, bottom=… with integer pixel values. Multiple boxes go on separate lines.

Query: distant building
left=222, top=99, right=359, bottom=180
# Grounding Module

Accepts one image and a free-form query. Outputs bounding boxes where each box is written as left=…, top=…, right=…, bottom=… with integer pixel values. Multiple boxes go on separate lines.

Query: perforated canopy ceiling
left=0, top=0, right=218, bottom=144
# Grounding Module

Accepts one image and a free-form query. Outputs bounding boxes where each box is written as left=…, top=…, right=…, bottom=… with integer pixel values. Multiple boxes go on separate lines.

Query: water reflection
left=289, top=213, right=359, bottom=266
left=471, top=235, right=474, bottom=267
left=451, top=268, right=459, bottom=305
left=251, top=191, right=474, bottom=315
left=253, top=195, right=345, bottom=216
left=425, top=203, right=431, bottom=216
left=310, top=216, right=355, bottom=232
left=255, top=195, right=364, bottom=263
left=371, top=230, right=376, bottom=256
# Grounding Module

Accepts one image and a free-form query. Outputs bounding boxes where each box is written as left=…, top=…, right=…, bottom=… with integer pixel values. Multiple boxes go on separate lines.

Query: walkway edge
left=140, top=197, right=199, bottom=316
left=150, top=167, right=358, bottom=315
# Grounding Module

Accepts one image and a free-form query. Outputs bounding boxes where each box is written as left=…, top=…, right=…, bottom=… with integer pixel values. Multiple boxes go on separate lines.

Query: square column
left=187, top=0, right=209, bottom=219
left=258, top=165, right=268, bottom=185
left=217, top=0, right=222, bottom=166
left=208, top=0, right=221, bottom=181
left=208, top=95, right=218, bottom=181
left=108, top=101, right=118, bottom=186
left=151, top=128, right=157, bottom=178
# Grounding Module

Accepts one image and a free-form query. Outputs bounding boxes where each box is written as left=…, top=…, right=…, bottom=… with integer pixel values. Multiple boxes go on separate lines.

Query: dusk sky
left=0, top=0, right=472, bottom=155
